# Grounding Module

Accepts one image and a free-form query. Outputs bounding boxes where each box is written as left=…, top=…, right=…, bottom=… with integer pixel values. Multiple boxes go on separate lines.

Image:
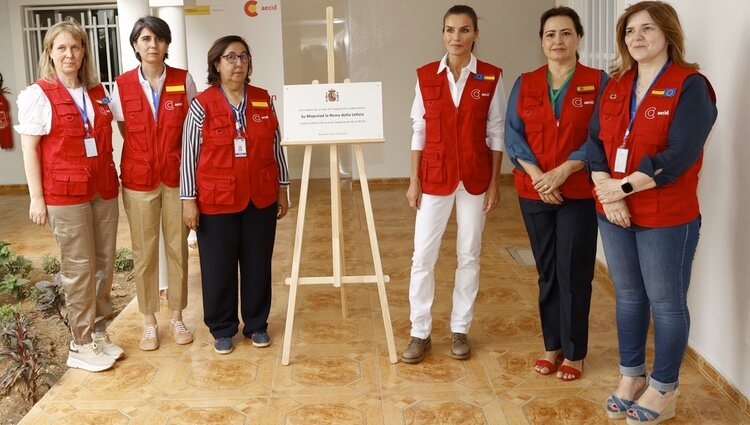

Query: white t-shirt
left=14, top=83, right=106, bottom=136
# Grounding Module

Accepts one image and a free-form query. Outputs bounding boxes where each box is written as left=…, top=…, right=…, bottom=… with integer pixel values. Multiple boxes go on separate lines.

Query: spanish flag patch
left=165, top=85, right=185, bottom=93
left=483, top=74, right=496, bottom=81
left=251, top=101, right=269, bottom=108
left=576, top=85, right=596, bottom=93
left=651, top=88, right=677, bottom=97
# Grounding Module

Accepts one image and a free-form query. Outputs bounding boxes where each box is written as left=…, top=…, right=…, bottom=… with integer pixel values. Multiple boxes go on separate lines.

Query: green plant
left=41, top=254, right=61, bottom=275
left=114, top=247, right=134, bottom=273
left=0, top=304, right=22, bottom=326
left=34, top=275, right=68, bottom=330
left=0, top=312, right=58, bottom=405
left=0, top=241, right=32, bottom=279
left=0, top=275, right=29, bottom=300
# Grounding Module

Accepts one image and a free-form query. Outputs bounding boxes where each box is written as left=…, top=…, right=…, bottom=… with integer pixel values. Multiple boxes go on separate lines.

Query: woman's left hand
left=277, top=187, right=289, bottom=220
left=595, top=178, right=627, bottom=204
left=483, top=184, right=499, bottom=214
left=532, top=166, right=569, bottom=195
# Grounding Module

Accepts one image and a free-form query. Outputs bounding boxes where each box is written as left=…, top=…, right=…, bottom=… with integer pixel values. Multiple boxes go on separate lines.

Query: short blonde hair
left=610, top=1, right=698, bottom=80
left=38, top=19, right=100, bottom=88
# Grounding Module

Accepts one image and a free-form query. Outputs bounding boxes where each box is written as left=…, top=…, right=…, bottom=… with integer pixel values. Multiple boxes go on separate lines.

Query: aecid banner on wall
left=185, top=1, right=285, bottom=125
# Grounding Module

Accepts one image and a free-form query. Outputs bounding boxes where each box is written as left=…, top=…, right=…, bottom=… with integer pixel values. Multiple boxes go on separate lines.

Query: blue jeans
left=598, top=215, right=700, bottom=392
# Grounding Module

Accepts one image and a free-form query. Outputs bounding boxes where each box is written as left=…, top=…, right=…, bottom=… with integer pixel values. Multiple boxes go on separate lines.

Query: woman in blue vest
left=505, top=6, right=606, bottom=382
left=587, top=2, right=717, bottom=423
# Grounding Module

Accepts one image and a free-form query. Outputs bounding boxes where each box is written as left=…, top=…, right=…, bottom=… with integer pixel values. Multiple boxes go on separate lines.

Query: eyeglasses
left=221, top=52, right=251, bottom=64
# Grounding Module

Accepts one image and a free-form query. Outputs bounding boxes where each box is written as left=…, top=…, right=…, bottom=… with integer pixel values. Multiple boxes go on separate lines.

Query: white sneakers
left=92, top=331, right=125, bottom=359
left=67, top=332, right=125, bottom=373
left=67, top=341, right=116, bottom=372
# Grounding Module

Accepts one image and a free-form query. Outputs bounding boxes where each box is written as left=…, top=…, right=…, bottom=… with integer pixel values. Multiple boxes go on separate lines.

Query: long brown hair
left=38, top=19, right=99, bottom=88
left=610, top=1, right=698, bottom=79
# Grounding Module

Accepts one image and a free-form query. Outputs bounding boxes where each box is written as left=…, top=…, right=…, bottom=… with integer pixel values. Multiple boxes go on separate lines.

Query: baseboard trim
left=0, top=184, right=28, bottom=194
left=595, top=260, right=750, bottom=415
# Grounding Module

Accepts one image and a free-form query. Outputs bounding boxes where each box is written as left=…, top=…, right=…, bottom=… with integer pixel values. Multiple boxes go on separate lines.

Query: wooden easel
left=280, top=7, right=397, bottom=365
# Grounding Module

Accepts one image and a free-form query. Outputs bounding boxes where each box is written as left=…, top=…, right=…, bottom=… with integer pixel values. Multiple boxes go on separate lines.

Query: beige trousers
left=122, top=184, right=188, bottom=315
left=47, top=195, right=118, bottom=345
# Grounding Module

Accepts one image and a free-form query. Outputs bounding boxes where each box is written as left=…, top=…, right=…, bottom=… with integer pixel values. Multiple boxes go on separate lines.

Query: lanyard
left=219, top=85, right=247, bottom=137
left=75, top=88, right=90, bottom=135
left=624, top=60, right=671, bottom=145
left=546, top=67, right=575, bottom=108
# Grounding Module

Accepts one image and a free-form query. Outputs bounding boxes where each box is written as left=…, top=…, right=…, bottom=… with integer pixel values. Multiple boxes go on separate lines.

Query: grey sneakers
left=92, top=331, right=125, bottom=360
left=67, top=341, right=115, bottom=372
left=214, top=337, right=234, bottom=354
left=401, top=336, right=432, bottom=363
left=451, top=332, right=471, bottom=359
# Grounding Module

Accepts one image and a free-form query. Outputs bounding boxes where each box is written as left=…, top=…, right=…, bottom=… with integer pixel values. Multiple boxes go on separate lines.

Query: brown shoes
left=451, top=332, right=471, bottom=360
left=401, top=336, right=432, bottom=363
left=171, top=319, right=194, bottom=345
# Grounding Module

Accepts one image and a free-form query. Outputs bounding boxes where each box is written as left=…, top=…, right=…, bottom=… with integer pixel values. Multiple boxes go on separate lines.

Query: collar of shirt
left=138, top=65, right=167, bottom=119
left=436, top=53, right=477, bottom=108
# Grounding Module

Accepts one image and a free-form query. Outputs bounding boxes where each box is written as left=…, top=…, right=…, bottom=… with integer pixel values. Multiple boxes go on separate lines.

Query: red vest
left=514, top=63, right=600, bottom=200
left=37, top=80, right=118, bottom=206
left=195, top=85, right=279, bottom=215
left=116, top=65, right=189, bottom=191
left=597, top=64, right=715, bottom=227
left=417, top=60, right=501, bottom=195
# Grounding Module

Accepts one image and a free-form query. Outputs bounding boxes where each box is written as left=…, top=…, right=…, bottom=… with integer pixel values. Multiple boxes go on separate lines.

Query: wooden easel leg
left=282, top=145, right=313, bottom=365
left=354, top=145, right=398, bottom=363
left=330, top=145, right=348, bottom=318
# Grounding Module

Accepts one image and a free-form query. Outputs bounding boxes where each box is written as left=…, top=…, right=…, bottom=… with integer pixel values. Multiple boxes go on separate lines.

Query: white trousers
left=409, top=182, right=486, bottom=339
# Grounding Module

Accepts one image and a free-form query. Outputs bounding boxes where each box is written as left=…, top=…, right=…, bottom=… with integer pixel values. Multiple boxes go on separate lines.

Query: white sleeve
left=185, top=73, right=198, bottom=104
left=486, top=75, right=507, bottom=152
left=410, top=81, right=426, bottom=151
left=109, top=81, right=124, bottom=121
left=14, top=84, right=52, bottom=136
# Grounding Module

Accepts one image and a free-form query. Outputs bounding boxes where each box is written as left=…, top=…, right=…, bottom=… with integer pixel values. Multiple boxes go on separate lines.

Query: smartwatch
left=621, top=177, right=634, bottom=194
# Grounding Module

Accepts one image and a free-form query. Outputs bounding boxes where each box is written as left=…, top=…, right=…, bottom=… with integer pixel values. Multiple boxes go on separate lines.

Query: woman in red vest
left=587, top=2, right=717, bottom=423
left=505, top=6, right=606, bottom=382
left=181, top=35, right=289, bottom=355
left=109, top=16, right=196, bottom=351
left=402, top=5, right=504, bottom=364
left=15, top=20, right=121, bottom=372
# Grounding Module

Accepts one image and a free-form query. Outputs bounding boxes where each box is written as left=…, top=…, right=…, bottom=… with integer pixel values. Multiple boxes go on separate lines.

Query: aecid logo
left=245, top=1, right=278, bottom=17
left=471, top=89, right=481, bottom=100
left=645, top=106, right=670, bottom=119
left=244, top=1, right=258, bottom=17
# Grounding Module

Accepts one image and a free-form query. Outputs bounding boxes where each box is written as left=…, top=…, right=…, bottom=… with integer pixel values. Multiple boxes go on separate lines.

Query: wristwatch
left=621, top=177, right=634, bottom=194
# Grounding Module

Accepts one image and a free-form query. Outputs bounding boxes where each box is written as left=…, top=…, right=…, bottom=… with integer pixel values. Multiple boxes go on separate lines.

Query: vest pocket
left=121, top=159, right=153, bottom=186
left=424, top=109, right=441, bottom=143
left=198, top=175, right=236, bottom=206
left=525, top=124, right=544, bottom=155
left=628, top=190, right=658, bottom=214
left=420, top=151, right=444, bottom=183
left=473, top=150, right=492, bottom=182
left=48, top=167, right=89, bottom=196
left=258, top=163, right=280, bottom=199
left=63, top=128, right=87, bottom=158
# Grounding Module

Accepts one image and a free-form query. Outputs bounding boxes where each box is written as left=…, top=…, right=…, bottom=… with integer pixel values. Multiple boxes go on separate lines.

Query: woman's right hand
left=183, top=199, right=200, bottom=230
left=603, top=199, right=631, bottom=228
left=29, top=196, right=47, bottom=226
left=407, top=178, right=422, bottom=209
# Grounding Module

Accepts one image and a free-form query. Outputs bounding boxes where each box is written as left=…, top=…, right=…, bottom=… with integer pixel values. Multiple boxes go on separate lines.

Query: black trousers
left=519, top=197, right=597, bottom=361
left=196, top=200, right=278, bottom=339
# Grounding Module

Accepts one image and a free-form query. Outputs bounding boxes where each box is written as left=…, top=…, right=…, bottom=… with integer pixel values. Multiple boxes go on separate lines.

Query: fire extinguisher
left=0, top=73, right=13, bottom=150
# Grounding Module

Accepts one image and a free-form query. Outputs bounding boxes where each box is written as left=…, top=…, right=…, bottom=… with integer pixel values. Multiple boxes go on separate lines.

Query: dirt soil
left=0, top=269, right=135, bottom=425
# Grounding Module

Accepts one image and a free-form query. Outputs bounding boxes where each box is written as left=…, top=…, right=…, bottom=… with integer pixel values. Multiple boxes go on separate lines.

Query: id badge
left=614, top=147, right=628, bottom=173
left=84, top=137, right=98, bottom=158
left=234, top=137, right=247, bottom=157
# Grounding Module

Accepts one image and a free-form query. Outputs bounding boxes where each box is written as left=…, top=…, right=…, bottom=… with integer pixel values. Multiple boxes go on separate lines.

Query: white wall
left=282, top=0, right=553, bottom=179
left=667, top=0, right=750, bottom=397
left=0, top=0, right=25, bottom=184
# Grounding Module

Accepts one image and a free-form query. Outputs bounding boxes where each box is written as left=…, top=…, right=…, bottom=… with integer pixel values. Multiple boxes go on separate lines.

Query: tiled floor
left=1, top=180, right=748, bottom=424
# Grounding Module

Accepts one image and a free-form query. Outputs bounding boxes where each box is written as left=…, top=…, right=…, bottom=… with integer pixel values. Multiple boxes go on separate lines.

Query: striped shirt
left=180, top=95, right=290, bottom=199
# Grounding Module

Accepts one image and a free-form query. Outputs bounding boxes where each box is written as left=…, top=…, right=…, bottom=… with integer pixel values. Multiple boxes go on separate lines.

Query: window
left=23, top=5, right=121, bottom=93
left=571, top=0, right=618, bottom=72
